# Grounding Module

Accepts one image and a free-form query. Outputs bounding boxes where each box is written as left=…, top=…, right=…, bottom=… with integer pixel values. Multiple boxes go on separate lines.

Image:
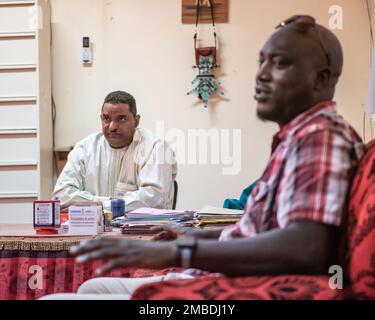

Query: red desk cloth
left=0, top=226, right=180, bottom=300
left=0, top=250, right=182, bottom=300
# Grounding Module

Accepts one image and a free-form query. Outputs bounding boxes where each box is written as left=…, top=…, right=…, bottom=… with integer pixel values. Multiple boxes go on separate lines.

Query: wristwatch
left=176, top=235, right=197, bottom=269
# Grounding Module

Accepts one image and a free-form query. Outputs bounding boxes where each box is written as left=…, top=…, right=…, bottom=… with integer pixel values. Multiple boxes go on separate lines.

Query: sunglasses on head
left=276, top=15, right=331, bottom=69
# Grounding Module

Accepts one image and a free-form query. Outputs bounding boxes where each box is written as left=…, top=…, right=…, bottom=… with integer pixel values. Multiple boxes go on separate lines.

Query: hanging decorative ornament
left=187, top=0, right=224, bottom=108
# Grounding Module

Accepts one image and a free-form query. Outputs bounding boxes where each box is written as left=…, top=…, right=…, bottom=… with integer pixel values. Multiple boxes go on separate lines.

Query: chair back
left=172, top=180, right=178, bottom=210
left=346, top=140, right=375, bottom=299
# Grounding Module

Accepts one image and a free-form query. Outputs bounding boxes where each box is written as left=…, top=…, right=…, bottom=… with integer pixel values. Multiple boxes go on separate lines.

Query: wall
left=50, top=0, right=372, bottom=210
left=0, top=0, right=53, bottom=222
left=38, top=0, right=53, bottom=200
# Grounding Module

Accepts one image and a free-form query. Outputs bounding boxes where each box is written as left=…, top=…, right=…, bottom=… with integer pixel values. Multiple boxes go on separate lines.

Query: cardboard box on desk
left=68, top=202, right=103, bottom=235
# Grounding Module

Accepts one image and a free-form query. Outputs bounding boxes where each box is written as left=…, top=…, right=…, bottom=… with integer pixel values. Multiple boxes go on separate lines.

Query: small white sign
left=68, top=206, right=100, bottom=235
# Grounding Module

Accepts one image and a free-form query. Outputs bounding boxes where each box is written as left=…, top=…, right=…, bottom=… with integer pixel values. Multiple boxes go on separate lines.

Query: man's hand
left=151, top=226, right=223, bottom=242
left=151, top=226, right=182, bottom=241
left=70, top=238, right=179, bottom=275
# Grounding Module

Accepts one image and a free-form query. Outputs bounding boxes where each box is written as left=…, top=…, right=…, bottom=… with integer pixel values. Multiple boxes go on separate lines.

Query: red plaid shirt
left=220, top=101, right=365, bottom=240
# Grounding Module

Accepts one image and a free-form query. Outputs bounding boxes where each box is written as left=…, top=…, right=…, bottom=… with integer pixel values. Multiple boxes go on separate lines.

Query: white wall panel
left=0, top=201, right=33, bottom=223
left=0, top=5, right=35, bottom=32
left=0, top=168, right=38, bottom=193
left=0, top=136, right=37, bottom=162
left=0, top=0, right=51, bottom=224
left=0, top=105, right=37, bottom=128
left=0, top=38, right=36, bottom=65
left=0, top=71, right=37, bottom=96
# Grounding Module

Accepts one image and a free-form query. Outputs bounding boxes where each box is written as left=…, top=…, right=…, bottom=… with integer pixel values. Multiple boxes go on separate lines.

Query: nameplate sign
left=68, top=206, right=100, bottom=235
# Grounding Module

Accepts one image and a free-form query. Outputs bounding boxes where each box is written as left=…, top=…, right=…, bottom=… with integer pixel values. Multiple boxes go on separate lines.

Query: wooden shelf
left=0, top=31, right=36, bottom=39
left=0, top=192, right=38, bottom=199
left=0, top=64, right=36, bottom=71
left=0, top=1, right=35, bottom=7
left=182, top=0, right=229, bottom=24
left=0, top=95, right=37, bottom=103
left=0, top=128, right=37, bottom=135
left=0, top=161, right=37, bottom=167
left=54, top=147, right=73, bottom=177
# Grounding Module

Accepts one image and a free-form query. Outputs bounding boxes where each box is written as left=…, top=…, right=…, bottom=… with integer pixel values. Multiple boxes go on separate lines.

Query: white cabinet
left=0, top=0, right=52, bottom=223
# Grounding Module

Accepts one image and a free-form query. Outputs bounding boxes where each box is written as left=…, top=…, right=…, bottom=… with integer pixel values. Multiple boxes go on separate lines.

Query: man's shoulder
left=287, top=110, right=365, bottom=161
left=133, top=128, right=175, bottom=163
left=74, top=132, right=106, bottom=149
left=293, top=109, right=362, bottom=144
left=135, top=128, right=164, bottom=147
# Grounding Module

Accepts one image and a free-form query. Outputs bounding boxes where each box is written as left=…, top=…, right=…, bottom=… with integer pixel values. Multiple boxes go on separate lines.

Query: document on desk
left=68, top=206, right=99, bottom=235
left=194, top=205, right=244, bottom=227
left=126, top=208, right=195, bottom=221
left=197, top=205, right=244, bottom=216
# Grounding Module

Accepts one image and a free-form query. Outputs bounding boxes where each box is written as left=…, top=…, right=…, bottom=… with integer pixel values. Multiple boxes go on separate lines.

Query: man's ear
left=134, top=115, right=140, bottom=128
left=314, top=68, right=332, bottom=91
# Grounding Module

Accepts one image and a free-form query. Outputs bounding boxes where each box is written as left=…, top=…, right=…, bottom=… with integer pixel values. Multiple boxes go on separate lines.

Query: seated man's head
left=101, top=91, right=140, bottom=149
left=255, top=15, right=344, bottom=127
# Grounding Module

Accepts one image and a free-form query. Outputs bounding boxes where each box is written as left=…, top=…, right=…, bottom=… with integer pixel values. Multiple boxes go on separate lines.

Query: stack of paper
left=126, top=208, right=193, bottom=220
left=194, top=205, right=244, bottom=227
left=120, top=208, right=195, bottom=235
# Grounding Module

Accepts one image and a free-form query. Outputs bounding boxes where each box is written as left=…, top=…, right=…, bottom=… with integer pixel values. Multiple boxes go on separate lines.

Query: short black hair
left=102, top=91, right=137, bottom=116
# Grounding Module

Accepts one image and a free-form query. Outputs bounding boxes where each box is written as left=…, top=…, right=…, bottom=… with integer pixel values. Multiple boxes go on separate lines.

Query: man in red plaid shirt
left=43, top=15, right=365, bottom=299
left=219, top=99, right=364, bottom=240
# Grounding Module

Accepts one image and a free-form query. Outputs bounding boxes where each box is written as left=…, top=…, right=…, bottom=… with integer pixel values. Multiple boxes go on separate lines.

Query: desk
left=0, top=224, right=178, bottom=300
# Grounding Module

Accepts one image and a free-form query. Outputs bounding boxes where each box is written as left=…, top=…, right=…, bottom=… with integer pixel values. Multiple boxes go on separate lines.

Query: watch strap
left=177, top=236, right=197, bottom=269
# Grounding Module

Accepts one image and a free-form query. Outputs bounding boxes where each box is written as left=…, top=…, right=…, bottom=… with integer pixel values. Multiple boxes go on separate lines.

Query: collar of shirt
left=271, top=100, right=336, bottom=153
left=132, top=128, right=142, bottom=143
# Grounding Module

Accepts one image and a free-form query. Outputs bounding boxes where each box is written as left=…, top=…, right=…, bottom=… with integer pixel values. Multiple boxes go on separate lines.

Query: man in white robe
left=53, top=91, right=177, bottom=212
